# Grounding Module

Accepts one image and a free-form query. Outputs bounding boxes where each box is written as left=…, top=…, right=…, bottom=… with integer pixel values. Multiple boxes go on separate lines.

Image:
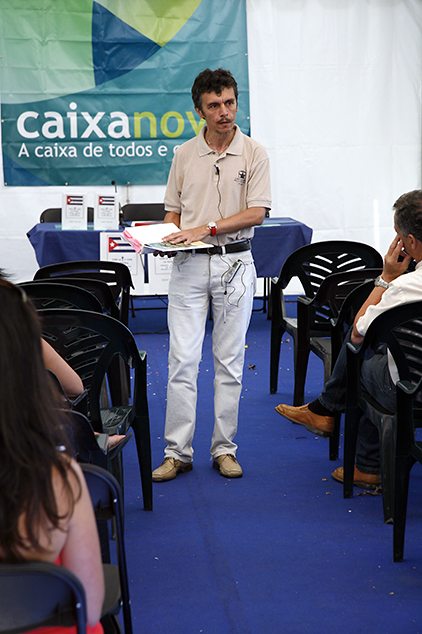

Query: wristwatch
left=374, top=275, right=389, bottom=289
left=207, top=221, right=217, bottom=237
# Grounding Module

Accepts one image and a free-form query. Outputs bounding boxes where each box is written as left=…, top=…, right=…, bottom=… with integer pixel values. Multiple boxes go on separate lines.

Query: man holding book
left=152, top=68, right=271, bottom=481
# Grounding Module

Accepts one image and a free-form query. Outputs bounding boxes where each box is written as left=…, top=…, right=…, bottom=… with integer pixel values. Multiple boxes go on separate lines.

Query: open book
left=122, top=222, right=209, bottom=254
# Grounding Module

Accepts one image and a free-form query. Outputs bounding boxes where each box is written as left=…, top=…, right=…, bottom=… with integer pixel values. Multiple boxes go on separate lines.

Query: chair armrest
left=346, top=340, right=361, bottom=354
left=297, top=295, right=312, bottom=306
left=396, top=377, right=422, bottom=396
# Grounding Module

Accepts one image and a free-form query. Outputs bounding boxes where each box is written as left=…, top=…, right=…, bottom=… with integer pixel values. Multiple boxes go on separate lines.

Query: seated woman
left=0, top=280, right=105, bottom=631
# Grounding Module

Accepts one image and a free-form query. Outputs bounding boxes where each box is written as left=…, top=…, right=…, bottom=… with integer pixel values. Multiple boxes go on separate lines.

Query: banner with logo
left=0, top=0, right=249, bottom=187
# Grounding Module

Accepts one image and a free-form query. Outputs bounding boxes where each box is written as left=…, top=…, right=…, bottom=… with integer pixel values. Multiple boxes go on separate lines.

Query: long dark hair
left=0, top=281, right=77, bottom=561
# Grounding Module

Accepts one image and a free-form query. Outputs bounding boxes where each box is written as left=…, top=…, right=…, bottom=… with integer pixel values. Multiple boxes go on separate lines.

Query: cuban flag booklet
left=122, top=222, right=209, bottom=254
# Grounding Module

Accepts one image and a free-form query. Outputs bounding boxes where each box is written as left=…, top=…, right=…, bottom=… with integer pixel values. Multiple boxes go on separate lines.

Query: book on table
left=122, top=222, right=209, bottom=254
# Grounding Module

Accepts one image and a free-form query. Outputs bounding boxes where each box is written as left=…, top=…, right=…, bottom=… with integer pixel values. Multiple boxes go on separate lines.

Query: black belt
left=190, top=239, right=251, bottom=255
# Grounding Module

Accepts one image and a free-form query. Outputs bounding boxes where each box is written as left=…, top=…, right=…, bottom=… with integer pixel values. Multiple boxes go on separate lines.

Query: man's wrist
left=207, top=221, right=217, bottom=237
left=374, top=275, right=390, bottom=289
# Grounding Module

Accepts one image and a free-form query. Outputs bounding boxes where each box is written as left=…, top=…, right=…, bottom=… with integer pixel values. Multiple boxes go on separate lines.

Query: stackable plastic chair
left=343, top=301, right=422, bottom=549
left=31, top=276, right=120, bottom=320
left=34, top=260, right=133, bottom=326
left=294, top=268, right=382, bottom=407
left=121, top=202, right=165, bottom=222
left=270, top=240, right=383, bottom=396
left=18, top=280, right=103, bottom=312
left=39, top=308, right=152, bottom=511
left=34, top=262, right=134, bottom=402
left=328, top=279, right=377, bottom=460
left=40, top=207, right=94, bottom=223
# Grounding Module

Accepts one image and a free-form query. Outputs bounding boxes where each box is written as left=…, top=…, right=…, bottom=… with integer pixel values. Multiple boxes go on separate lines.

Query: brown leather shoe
left=152, top=457, right=193, bottom=482
left=332, top=466, right=381, bottom=490
left=275, top=403, right=334, bottom=437
left=213, top=454, right=243, bottom=478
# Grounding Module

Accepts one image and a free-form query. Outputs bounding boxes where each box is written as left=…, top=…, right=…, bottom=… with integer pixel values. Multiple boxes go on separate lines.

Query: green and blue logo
left=0, top=0, right=249, bottom=186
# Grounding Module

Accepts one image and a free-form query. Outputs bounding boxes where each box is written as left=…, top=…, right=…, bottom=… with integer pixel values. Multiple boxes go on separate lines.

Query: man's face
left=195, top=87, right=238, bottom=137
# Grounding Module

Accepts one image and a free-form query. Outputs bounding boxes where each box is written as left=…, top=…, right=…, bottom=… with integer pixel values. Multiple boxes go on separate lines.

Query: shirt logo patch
left=235, top=170, right=246, bottom=185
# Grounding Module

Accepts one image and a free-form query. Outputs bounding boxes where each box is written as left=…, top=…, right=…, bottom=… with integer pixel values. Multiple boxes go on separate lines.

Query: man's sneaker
left=332, top=466, right=381, bottom=490
left=275, top=403, right=334, bottom=438
left=152, top=457, right=193, bottom=482
left=213, top=454, right=243, bottom=478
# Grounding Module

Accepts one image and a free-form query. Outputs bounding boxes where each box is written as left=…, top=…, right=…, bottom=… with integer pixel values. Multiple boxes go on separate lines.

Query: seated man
left=275, top=189, right=422, bottom=489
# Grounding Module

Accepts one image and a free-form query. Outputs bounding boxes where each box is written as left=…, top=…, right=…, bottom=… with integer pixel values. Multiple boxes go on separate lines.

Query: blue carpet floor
left=119, top=297, right=422, bottom=634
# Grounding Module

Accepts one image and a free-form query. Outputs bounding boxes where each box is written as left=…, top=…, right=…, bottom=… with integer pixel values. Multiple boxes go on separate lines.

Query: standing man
left=152, top=68, right=271, bottom=482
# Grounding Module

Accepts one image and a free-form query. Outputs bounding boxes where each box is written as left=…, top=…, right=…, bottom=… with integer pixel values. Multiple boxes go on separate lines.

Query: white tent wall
left=247, top=0, right=422, bottom=259
left=0, top=0, right=421, bottom=283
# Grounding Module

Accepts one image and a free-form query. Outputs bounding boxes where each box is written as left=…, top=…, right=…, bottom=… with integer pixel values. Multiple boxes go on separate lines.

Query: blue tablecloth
left=27, top=217, right=312, bottom=279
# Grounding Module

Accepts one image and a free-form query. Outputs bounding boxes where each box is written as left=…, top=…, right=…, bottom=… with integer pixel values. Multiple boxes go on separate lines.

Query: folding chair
left=0, top=560, right=87, bottom=634
left=82, top=463, right=133, bottom=634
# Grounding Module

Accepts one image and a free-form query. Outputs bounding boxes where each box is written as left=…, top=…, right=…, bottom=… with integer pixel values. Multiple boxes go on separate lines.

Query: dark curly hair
left=191, top=68, right=238, bottom=112
left=394, top=190, right=422, bottom=243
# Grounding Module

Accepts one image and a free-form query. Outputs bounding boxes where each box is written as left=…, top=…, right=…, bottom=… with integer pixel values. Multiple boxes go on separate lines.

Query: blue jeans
left=318, top=330, right=396, bottom=474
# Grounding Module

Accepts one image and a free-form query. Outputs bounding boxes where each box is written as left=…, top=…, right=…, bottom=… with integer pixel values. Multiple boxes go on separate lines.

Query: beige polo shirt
left=164, top=125, right=271, bottom=246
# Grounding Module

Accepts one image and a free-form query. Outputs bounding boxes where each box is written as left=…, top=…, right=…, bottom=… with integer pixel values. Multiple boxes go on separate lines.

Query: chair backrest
left=330, top=278, right=376, bottom=360
left=33, top=260, right=133, bottom=324
left=81, top=464, right=133, bottom=634
left=0, top=560, right=86, bottom=634
left=121, top=202, right=165, bottom=222
left=60, top=408, right=108, bottom=468
left=40, top=207, right=94, bottom=223
left=29, top=276, right=119, bottom=319
left=305, top=267, right=382, bottom=331
left=351, top=300, right=422, bottom=390
left=18, top=281, right=103, bottom=312
left=275, top=240, right=383, bottom=298
left=38, top=308, right=144, bottom=429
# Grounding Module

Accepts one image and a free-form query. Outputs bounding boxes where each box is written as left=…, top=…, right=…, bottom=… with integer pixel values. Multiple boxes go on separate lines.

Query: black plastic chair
left=295, top=268, right=382, bottom=409
left=82, top=463, right=133, bottom=634
left=18, top=281, right=103, bottom=312
left=0, top=560, right=87, bottom=634
left=121, top=202, right=165, bottom=222
left=39, top=308, right=152, bottom=511
left=61, top=408, right=132, bottom=470
left=34, top=262, right=135, bottom=396
left=270, top=240, right=383, bottom=396
left=31, top=276, right=120, bottom=320
left=40, top=207, right=94, bottom=223
left=27, top=278, right=124, bottom=408
left=343, top=301, right=422, bottom=538
left=328, top=280, right=377, bottom=460
left=33, top=260, right=134, bottom=326
left=394, top=363, right=422, bottom=561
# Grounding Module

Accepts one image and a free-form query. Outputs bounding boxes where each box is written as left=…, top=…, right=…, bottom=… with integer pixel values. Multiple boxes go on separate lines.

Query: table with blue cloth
left=27, top=217, right=313, bottom=280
